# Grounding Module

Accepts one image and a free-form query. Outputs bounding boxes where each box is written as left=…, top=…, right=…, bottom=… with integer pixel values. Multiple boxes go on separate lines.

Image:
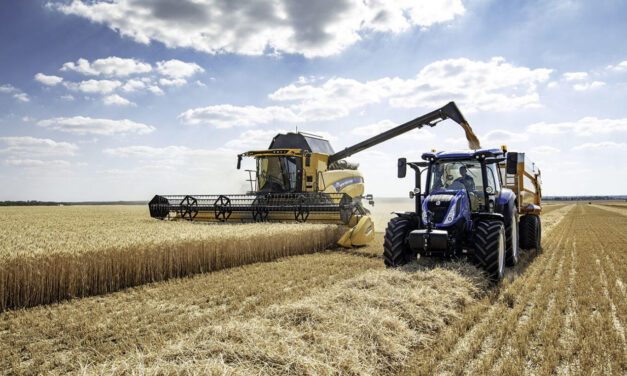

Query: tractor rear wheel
left=505, top=208, right=519, bottom=266
left=383, top=217, right=413, bottom=267
left=472, top=220, right=506, bottom=281
left=519, top=215, right=541, bottom=250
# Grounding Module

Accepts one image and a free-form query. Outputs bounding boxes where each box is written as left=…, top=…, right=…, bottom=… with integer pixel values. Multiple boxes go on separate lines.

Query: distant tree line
left=544, top=196, right=627, bottom=201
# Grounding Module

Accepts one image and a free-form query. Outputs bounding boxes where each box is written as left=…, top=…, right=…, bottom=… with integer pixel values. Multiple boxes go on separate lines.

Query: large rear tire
left=472, top=220, right=506, bottom=281
left=519, top=215, right=541, bottom=250
left=505, top=208, right=519, bottom=266
left=383, top=217, right=413, bottom=267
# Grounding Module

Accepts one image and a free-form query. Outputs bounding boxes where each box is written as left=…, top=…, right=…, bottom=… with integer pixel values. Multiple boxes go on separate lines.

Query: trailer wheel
left=505, top=208, right=519, bottom=266
left=519, top=215, right=541, bottom=250
left=472, top=220, right=506, bottom=281
left=383, top=217, right=413, bottom=267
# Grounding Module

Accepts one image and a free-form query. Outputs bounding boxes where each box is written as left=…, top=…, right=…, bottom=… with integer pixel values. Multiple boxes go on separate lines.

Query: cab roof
left=421, top=148, right=503, bottom=161
left=269, top=132, right=335, bottom=154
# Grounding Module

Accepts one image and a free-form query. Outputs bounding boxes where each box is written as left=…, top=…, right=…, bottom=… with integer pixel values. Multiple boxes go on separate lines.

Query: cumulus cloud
left=37, top=116, right=154, bottom=135
left=527, top=117, right=627, bottom=136
left=562, top=72, right=588, bottom=81
left=34, top=73, right=64, bottom=86
left=5, top=159, right=72, bottom=168
left=61, top=57, right=152, bottom=76
left=103, top=145, right=228, bottom=158
left=156, top=59, right=204, bottom=79
left=0, top=84, right=30, bottom=102
left=481, top=129, right=529, bottom=144
left=65, top=79, right=122, bottom=94
left=572, top=141, right=626, bottom=151
left=51, top=0, right=465, bottom=57
left=181, top=57, right=551, bottom=127
left=103, top=94, right=136, bottom=106
left=179, top=105, right=299, bottom=128
left=572, top=81, right=605, bottom=91
left=530, top=145, right=561, bottom=154
left=0, top=136, right=78, bottom=157
left=606, top=60, right=627, bottom=72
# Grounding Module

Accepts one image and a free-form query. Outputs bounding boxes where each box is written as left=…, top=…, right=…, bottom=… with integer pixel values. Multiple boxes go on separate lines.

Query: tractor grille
left=426, top=194, right=454, bottom=224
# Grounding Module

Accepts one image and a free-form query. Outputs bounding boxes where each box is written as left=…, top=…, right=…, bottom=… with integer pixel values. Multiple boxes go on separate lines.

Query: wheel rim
left=498, top=227, right=505, bottom=277
left=512, top=212, right=519, bottom=263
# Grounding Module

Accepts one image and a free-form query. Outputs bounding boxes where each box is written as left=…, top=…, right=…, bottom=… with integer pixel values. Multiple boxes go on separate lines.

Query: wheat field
left=0, top=203, right=601, bottom=375
left=0, top=206, right=341, bottom=311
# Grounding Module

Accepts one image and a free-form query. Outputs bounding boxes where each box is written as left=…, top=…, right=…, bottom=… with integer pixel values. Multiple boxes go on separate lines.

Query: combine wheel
left=519, top=215, right=541, bottom=251
left=472, top=220, right=505, bottom=282
left=383, top=217, right=413, bottom=267
left=505, top=208, right=519, bottom=266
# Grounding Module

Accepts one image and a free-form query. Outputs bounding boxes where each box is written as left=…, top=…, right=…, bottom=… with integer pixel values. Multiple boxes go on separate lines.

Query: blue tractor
left=385, top=149, right=542, bottom=281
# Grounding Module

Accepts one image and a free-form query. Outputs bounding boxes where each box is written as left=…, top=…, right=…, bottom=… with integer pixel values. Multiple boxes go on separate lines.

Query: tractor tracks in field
left=402, top=204, right=627, bottom=375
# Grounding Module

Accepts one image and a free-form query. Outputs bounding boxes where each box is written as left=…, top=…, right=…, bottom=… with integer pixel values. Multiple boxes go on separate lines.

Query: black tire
left=519, top=215, right=541, bottom=250
left=505, top=207, right=519, bottom=266
left=383, top=217, right=413, bottom=267
left=472, top=220, right=506, bottom=281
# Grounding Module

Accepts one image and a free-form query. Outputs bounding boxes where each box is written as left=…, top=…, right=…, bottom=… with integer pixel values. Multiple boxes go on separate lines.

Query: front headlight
left=421, top=204, right=428, bottom=224
left=443, top=199, right=457, bottom=225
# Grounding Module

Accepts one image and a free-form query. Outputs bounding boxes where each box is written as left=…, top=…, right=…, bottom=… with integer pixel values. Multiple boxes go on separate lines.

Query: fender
left=497, top=188, right=517, bottom=226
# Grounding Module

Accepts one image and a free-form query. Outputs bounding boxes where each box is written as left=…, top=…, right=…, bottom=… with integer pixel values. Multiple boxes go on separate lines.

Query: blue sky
left=1, top=0, right=626, bottom=201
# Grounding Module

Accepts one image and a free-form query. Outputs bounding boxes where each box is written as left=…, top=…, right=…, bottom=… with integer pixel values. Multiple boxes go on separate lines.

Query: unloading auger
left=149, top=102, right=472, bottom=247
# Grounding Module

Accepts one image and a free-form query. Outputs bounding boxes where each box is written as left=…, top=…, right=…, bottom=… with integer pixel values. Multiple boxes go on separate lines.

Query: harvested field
left=0, top=205, right=581, bottom=375
left=403, top=204, right=627, bottom=375
left=0, top=206, right=341, bottom=311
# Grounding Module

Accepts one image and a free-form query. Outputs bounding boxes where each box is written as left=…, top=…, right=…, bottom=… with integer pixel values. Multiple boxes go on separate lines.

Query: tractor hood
left=422, top=190, right=466, bottom=228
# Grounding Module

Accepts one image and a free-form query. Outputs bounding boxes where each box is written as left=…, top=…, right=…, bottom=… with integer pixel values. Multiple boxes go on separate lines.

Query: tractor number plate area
left=148, top=193, right=355, bottom=224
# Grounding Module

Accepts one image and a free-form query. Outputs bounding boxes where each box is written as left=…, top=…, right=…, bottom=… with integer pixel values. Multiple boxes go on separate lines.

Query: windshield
left=429, top=160, right=496, bottom=210
left=257, top=156, right=299, bottom=192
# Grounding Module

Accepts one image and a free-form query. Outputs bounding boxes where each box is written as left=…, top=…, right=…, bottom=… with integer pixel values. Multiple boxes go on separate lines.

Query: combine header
left=149, top=102, right=473, bottom=247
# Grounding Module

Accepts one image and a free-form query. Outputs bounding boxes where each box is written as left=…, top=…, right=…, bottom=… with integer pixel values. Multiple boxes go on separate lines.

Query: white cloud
left=51, top=0, right=465, bottom=58
left=181, top=57, right=552, bottom=127
left=66, top=79, right=122, bottom=94
left=572, top=141, right=626, bottom=151
left=0, top=84, right=30, bottom=102
left=225, top=129, right=288, bottom=150
left=606, top=60, right=627, bottom=72
left=562, top=72, right=588, bottom=81
left=61, top=57, right=152, bottom=76
left=13, top=93, right=30, bottom=102
left=121, top=79, right=146, bottom=92
left=61, top=94, right=75, bottom=101
left=103, top=94, right=136, bottom=107
left=156, top=59, right=204, bottom=79
left=388, top=57, right=552, bottom=112
left=527, top=117, right=627, bottom=136
left=159, top=78, right=187, bottom=87
left=0, top=136, right=78, bottom=157
left=572, top=81, right=605, bottom=91
left=35, top=73, right=64, bottom=86
left=179, top=105, right=299, bottom=128
left=481, top=129, right=529, bottom=144
left=104, top=145, right=229, bottom=158
left=530, top=145, right=561, bottom=154
left=5, top=159, right=72, bottom=168
left=37, top=116, right=154, bottom=135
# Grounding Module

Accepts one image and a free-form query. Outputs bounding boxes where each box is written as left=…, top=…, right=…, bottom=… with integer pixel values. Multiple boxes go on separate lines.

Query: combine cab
left=150, top=102, right=474, bottom=248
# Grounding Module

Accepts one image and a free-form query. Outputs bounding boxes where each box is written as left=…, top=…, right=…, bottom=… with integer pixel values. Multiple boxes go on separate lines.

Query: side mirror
left=506, top=152, right=518, bottom=175
left=397, top=158, right=407, bottom=178
left=237, top=155, right=243, bottom=170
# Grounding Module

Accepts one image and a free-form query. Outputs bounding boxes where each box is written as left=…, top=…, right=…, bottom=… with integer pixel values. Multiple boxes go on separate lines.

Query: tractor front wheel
left=383, top=217, right=413, bottom=267
left=472, top=220, right=506, bottom=282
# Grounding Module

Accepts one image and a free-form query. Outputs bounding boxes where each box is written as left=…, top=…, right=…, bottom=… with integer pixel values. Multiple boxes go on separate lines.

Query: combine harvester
left=149, top=102, right=475, bottom=247
left=387, top=147, right=542, bottom=280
